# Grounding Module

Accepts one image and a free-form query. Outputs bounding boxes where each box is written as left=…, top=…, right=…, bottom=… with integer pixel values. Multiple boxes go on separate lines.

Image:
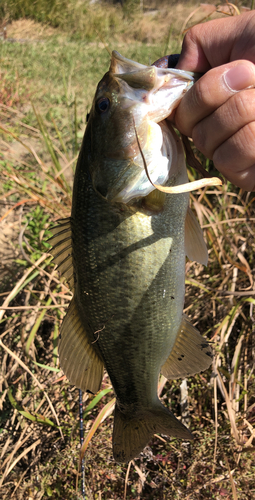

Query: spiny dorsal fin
left=185, top=206, right=208, bottom=265
left=59, top=297, right=104, bottom=393
left=49, top=218, right=74, bottom=291
left=161, top=315, right=212, bottom=380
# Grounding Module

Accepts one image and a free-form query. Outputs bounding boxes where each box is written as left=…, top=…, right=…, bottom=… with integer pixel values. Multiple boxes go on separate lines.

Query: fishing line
left=79, top=389, right=86, bottom=499
left=132, top=117, right=222, bottom=193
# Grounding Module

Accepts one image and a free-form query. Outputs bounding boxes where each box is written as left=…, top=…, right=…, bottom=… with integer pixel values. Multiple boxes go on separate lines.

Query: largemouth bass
left=50, top=51, right=212, bottom=462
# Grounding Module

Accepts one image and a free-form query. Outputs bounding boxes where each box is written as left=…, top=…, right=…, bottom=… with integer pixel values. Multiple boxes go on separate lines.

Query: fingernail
left=224, top=64, right=255, bottom=92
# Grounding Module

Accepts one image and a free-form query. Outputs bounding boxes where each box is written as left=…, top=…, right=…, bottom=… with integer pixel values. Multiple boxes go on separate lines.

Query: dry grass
left=3, top=0, right=252, bottom=46
left=6, top=19, right=57, bottom=40
left=1, top=104, right=255, bottom=500
left=0, top=2, right=255, bottom=499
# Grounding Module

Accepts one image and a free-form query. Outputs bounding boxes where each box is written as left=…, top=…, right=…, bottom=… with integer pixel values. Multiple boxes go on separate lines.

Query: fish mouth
left=104, top=121, right=181, bottom=205
left=110, top=51, right=149, bottom=74
left=92, top=52, right=196, bottom=205
left=105, top=55, right=195, bottom=204
left=113, top=51, right=195, bottom=123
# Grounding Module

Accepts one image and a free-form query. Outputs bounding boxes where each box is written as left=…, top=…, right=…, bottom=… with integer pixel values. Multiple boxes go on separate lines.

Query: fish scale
left=72, top=169, right=188, bottom=409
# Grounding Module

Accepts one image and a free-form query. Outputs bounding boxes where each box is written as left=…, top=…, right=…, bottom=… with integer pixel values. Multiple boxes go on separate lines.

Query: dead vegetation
left=2, top=1, right=252, bottom=45
left=0, top=1, right=255, bottom=499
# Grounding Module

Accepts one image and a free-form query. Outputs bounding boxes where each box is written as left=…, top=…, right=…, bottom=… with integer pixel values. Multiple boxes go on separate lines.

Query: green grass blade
left=53, top=321, right=59, bottom=367
left=50, top=111, right=70, bottom=161
left=32, top=103, right=62, bottom=174
left=8, top=388, right=59, bottom=428
left=83, top=387, right=112, bottom=419
left=74, top=94, right=78, bottom=156
left=80, top=398, right=116, bottom=461
left=31, top=360, right=60, bottom=372
left=25, top=296, right=53, bottom=355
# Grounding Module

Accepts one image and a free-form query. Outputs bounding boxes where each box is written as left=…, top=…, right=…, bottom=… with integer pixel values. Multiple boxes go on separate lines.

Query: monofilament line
left=79, top=389, right=86, bottom=499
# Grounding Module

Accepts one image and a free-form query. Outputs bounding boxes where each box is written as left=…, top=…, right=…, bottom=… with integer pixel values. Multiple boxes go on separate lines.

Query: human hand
left=173, top=11, right=255, bottom=190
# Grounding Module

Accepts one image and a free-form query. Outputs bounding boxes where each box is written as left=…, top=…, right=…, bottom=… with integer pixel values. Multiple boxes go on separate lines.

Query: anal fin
left=161, top=315, right=212, bottom=380
left=59, top=297, right=104, bottom=393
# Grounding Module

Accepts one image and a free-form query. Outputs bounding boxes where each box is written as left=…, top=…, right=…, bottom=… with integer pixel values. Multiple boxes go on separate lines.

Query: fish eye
left=96, top=97, right=110, bottom=114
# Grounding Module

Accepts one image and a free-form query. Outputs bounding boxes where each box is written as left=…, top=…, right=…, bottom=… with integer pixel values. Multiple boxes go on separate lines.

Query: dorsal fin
left=59, top=297, right=104, bottom=393
left=185, top=206, right=208, bottom=265
left=161, top=315, right=212, bottom=380
left=49, top=218, right=74, bottom=291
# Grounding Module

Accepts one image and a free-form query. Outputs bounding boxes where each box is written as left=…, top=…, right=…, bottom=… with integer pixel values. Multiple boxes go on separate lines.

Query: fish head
left=87, top=51, right=195, bottom=204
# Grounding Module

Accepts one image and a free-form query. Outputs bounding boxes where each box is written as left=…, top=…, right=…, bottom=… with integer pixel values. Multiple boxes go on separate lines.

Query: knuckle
left=231, top=90, right=255, bottom=122
left=182, top=28, right=197, bottom=49
left=212, top=144, right=229, bottom=170
left=213, top=121, right=255, bottom=169
left=239, top=122, right=255, bottom=155
left=192, top=76, right=215, bottom=109
left=192, top=123, right=208, bottom=154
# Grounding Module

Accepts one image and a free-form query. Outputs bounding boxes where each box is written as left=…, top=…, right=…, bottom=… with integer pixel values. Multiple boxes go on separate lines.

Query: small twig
left=0, top=323, right=22, bottom=339
left=92, top=325, right=106, bottom=344
left=54, top=154, right=78, bottom=179
left=180, top=379, right=190, bottom=428
left=202, top=217, right=255, bottom=228
left=224, top=453, right=238, bottom=500
left=215, top=369, right=240, bottom=444
left=124, top=461, right=133, bottom=500
left=213, top=367, right=218, bottom=475
left=217, top=290, right=255, bottom=296
left=92, top=315, right=114, bottom=344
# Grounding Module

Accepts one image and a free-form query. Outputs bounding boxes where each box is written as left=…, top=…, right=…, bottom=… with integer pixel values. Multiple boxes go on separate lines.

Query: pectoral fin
left=161, top=315, right=212, bottom=380
left=49, top=218, right=74, bottom=291
left=59, top=297, right=104, bottom=393
left=185, top=206, right=208, bottom=265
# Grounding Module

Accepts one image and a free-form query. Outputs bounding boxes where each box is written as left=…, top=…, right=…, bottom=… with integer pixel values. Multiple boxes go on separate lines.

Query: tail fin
left=112, top=402, right=193, bottom=462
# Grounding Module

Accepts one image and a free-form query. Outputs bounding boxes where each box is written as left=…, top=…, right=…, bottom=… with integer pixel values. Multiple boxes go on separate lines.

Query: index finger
left=176, top=11, right=255, bottom=73
left=175, top=60, right=255, bottom=137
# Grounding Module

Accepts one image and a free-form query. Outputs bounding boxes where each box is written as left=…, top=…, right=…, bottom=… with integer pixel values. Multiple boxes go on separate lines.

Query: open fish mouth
left=106, top=120, right=177, bottom=204
left=89, top=52, right=220, bottom=206
left=103, top=52, right=221, bottom=204
left=113, top=51, right=195, bottom=124
left=92, top=51, right=196, bottom=204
